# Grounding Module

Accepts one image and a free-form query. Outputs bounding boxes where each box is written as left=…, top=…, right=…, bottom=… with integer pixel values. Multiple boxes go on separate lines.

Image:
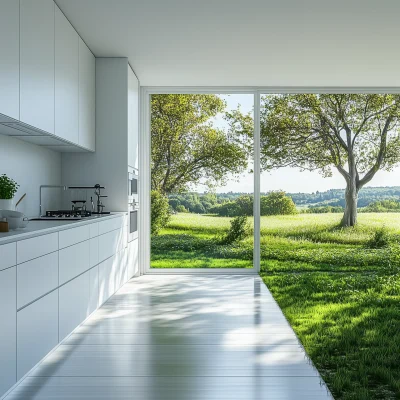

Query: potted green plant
left=0, top=174, right=19, bottom=210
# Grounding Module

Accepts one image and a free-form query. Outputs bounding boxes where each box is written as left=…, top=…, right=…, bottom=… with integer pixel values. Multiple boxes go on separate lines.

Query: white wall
left=0, top=135, right=62, bottom=217
left=61, top=58, right=128, bottom=212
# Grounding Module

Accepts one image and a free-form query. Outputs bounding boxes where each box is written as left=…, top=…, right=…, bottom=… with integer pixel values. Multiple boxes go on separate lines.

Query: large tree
left=151, top=94, right=253, bottom=194
left=260, top=94, right=400, bottom=226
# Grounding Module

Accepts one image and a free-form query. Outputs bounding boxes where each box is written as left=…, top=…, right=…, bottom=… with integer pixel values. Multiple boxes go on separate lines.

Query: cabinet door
left=20, top=0, right=55, bottom=134
left=0, top=242, right=16, bottom=271
left=88, top=266, right=99, bottom=314
left=59, top=241, right=90, bottom=285
left=98, top=228, right=126, bottom=263
left=55, top=5, right=79, bottom=144
left=89, top=237, right=99, bottom=268
left=59, top=271, right=90, bottom=341
left=115, top=248, right=127, bottom=290
left=0, top=0, right=19, bottom=121
left=98, top=256, right=115, bottom=305
left=128, top=67, right=139, bottom=169
left=79, top=38, right=96, bottom=151
left=127, top=239, right=139, bottom=280
left=17, top=252, right=58, bottom=309
left=17, top=290, right=58, bottom=379
left=0, top=267, right=16, bottom=397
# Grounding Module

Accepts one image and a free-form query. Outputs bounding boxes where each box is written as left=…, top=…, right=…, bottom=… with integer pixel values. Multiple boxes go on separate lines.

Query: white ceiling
left=56, top=0, right=400, bottom=87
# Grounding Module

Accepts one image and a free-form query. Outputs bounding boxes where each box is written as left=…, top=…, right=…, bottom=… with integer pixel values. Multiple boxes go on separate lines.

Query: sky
left=197, top=94, right=400, bottom=194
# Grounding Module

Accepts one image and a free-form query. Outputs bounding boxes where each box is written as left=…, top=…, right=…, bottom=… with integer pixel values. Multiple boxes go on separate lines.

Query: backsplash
left=0, top=135, right=62, bottom=217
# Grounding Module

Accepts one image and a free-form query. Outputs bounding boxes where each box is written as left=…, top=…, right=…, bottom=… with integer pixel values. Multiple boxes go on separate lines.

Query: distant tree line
left=287, top=186, right=400, bottom=208
left=168, top=187, right=400, bottom=216
left=169, top=191, right=297, bottom=216
left=359, top=199, right=400, bottom=213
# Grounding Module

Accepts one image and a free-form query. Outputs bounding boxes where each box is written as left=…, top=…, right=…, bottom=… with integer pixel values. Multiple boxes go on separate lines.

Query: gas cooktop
left=34, top=210, right=92, bottom=220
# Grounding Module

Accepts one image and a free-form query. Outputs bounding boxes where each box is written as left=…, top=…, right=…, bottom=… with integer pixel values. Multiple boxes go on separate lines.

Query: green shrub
left=176, top=205, right=188, bottom=213
left=260, top=191, right=297, bottom=216
left=151, top=190, right=171, bottom=235
left=212, top=201, right=242, bottom=217
left=367, top=227, right=391, bottom=248
left=221, top=215, right=250, bottom=244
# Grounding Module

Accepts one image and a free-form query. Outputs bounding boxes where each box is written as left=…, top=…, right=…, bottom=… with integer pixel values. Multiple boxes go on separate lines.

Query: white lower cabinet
left=0, top=267, right=16, bottom=396
left=0, top=216, right=135, bottom=398
left=98, top=229, right=125, bottom=263
left=115, top=248, right=128, bottom=289
left=59, top=241, right=90, bottom=285
left=88, top=266, right=99, bottom=314
left=17, top=252, right=58, bottom=309
left=17, top=290, right=58, bottom=379
left=98, top=255, right=115, bottom=305
left=59, top=271, right=90, bottom=341
left=127, top=239, right=139, bottom=280
left=89, top=237, right=99, bottom=268
left=0, top=242, right=16, bottom=271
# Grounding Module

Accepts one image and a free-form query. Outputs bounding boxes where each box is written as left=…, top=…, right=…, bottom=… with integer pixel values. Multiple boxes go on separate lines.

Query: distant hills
left=285, top=186, right=400, bottom=208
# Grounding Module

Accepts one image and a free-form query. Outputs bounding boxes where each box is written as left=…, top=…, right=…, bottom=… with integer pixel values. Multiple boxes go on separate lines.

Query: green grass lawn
left=152, top=212, right=400, bottom=399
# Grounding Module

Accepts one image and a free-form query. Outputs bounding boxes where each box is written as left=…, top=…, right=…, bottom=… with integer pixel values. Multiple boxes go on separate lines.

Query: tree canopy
left=260, top=94, right=400, bottom=226
left=151, top=94, right=253, bottom=194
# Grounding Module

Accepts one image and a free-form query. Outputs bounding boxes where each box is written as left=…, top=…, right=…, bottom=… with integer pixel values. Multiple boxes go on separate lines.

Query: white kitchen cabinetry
left=17, top=252, right=58, bottom=309
left=99, top=255, right=115, bottom=305
left=0, top=215, right=133, bottom=398
left=0, top=0, right=19, bottom=121
left=98, top=215, right=125, bottom=235
left=89, top=266, right=99, bottom=314
left=127, top=239, right=139, bottom=280
left=20, top=0, right=55, bottom=134
left=59, top=225, right=90, bottom=249
left=79, top=38, right=96, bottom=151
left=59, top=271, right=91, bottom=341
left=128, top=67, right=139, bottom=169
left=89, top=237, right=99, bottom=268
left=17, top=290, right=58, bottom=379
left=0, top=267, right=16, bottom=396
left=0, top=242, right=16, bottom=271
left=55, top=5, right=79, bottom=144
left=59, top=241, right=90, bottom=285
left=17, top=233, right=58, bottom=265
left=99, top=229, right=123, bottom=263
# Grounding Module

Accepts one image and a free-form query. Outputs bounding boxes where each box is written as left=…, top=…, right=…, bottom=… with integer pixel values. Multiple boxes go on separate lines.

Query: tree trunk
left=342, top=181, right=358, bottom=227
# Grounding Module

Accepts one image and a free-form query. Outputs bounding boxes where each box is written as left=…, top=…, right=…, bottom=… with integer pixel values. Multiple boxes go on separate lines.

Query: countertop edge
left=0, top=212, right=128, bottom=245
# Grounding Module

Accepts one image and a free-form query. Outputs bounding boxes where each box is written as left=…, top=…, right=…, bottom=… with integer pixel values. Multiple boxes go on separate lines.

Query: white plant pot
left=0, top=198, right=13, bottom=211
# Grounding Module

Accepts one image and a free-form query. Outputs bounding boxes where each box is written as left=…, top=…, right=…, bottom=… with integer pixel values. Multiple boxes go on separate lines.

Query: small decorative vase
left=0, top=199, right=13, bottom=211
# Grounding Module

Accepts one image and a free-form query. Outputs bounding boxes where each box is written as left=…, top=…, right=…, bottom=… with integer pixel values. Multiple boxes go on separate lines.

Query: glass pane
left=260, top=93, right=400, bottom=271
left=150, top=93, right=254, bottom=269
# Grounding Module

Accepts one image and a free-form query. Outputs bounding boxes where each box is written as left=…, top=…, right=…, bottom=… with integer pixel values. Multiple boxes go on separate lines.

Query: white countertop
left=0, top=213, right=127, bottom=245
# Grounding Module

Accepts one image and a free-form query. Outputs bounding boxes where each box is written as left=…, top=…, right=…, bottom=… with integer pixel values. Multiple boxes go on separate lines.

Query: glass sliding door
left=150, top=93, right=254, bottom=269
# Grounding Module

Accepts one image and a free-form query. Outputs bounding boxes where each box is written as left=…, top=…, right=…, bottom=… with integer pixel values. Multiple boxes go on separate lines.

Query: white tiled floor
left=6, top=275, right=333, bottom=399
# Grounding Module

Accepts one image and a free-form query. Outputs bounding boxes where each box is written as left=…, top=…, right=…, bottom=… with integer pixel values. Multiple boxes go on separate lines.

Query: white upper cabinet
left=55, top=5, right=79, bottom=144
left=20, top=0, right=55, bottom=134
left=0, top=0, right=19, bottom=121
left=79, top=38, right=96, bottom=151
left=128, top=67, right=139, bottom=169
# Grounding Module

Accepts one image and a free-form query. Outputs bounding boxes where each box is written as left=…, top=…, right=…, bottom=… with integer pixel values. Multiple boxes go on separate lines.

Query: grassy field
left=151, top=212, right=400, bottom=399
